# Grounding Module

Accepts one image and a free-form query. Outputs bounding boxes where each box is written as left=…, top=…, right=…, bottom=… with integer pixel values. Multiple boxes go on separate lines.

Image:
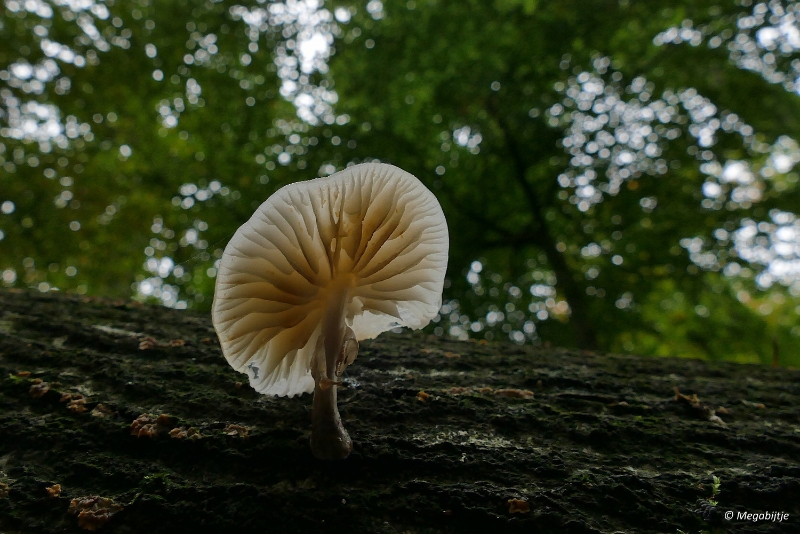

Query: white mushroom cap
left=212, top=162, right=448, bottom=397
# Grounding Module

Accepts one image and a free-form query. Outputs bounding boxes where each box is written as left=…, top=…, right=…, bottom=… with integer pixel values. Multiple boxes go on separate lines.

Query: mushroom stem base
left=310, top=381, right=352, bottom=460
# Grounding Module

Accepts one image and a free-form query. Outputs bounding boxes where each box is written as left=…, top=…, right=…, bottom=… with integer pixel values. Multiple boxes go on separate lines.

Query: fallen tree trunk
left=0, top=289, right=798, bottom=533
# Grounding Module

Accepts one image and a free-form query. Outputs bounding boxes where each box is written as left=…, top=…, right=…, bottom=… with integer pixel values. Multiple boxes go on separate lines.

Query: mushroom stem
left=310, top=275, right=355, bottom=460
left=310, top=377, right=352, bottom=460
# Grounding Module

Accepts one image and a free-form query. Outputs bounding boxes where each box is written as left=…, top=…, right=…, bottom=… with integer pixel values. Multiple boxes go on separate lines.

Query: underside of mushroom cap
left=212, top=163, right=449, bottom=397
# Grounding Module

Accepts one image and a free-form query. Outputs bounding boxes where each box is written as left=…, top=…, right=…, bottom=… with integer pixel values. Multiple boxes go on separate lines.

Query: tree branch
left=437, top=177, right=524, bottom=241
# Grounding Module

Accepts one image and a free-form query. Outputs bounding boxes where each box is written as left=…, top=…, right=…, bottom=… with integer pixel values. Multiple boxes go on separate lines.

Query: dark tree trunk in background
left=0, top=289, right=798, bottom=533
left=491, top=108, right=599, bottom=350
left=540, top=234, right=599, bottom=350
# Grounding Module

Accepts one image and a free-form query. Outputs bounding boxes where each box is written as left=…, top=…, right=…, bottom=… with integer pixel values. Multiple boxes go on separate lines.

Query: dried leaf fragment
left=674, top=387, right=725, bottom=425
left=674, top=388, right=701, bottom=407
left=68, top=495, right=124, bottom=531
left=169, top=339, right=185, bottom=347
left=138, top=336, right=158, bottom=350
left=46, top=484, right=62, bottom=498
left=507, top=498, right=530, bottom=514
left=169, top=426, right=201, bottom=440
left=130, top=414, right=172, bottom=438
left=16, top=371, right=31, bottom=377
left=30, top=381, right=50, bottom=398
left=67, top=397, right=87, bottom=414
left=91, top=404, right=113, bottom=418
left=443, top=351, right=461, bottom=359
left=708, top=414, right=725, bottom=425
left=417, top=390, right=430, bottom=402
left=223, top=424, right=249, bottom=438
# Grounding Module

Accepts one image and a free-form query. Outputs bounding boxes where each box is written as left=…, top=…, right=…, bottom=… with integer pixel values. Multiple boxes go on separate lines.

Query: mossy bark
left=0, top=289, right=798, bottom=533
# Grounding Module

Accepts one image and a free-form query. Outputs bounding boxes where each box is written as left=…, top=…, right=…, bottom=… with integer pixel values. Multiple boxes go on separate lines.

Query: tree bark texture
left=0, top=289, right=798, bottom=533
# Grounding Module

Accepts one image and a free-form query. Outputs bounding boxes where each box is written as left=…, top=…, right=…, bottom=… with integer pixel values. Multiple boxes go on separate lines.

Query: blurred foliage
left=1, top=0, right=799, bottom=365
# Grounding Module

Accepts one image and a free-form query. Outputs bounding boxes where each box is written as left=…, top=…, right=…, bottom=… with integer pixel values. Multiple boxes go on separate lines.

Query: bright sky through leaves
left=1, top=0, right=799, bottom=364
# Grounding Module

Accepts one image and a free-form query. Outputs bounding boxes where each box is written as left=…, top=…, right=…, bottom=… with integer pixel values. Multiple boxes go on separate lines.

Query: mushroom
left=212, top=162, right=448, bottom=459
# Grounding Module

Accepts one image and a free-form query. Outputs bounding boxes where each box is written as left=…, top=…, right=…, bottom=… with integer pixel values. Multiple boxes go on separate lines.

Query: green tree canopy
left=1, top=0, right=799, bottom=364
